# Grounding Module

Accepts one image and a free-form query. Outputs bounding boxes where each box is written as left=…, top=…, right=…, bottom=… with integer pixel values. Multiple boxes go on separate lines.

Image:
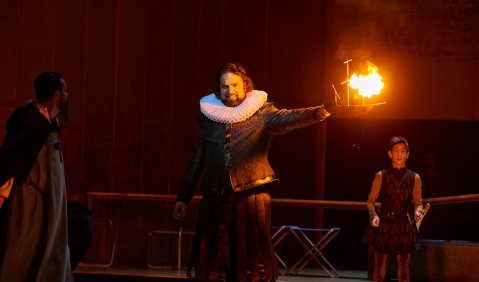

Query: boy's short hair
left=389, top=136, right=409, bottom=151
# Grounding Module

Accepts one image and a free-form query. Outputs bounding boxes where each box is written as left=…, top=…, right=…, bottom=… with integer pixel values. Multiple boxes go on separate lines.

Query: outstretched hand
left=323, top=100, right=375, bottom=119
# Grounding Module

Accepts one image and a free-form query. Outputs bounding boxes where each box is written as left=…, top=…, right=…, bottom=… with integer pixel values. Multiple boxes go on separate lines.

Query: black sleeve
left=176, top=117, right=206, bottom=203
left=0, top=104, right=51, bottom=187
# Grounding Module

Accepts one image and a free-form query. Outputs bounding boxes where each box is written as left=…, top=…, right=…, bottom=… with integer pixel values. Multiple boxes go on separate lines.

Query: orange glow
left=349, top=65, right=384, bottom=98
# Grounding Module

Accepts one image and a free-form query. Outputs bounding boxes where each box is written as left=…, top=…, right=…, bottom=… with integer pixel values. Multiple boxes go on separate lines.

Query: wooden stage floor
left=73, top=266, right=370, bottom=282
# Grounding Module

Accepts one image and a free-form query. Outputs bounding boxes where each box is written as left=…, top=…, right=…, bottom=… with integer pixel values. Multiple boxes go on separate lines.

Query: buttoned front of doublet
left=224, top=123, right=233, bottom=194
left=224, top=123, right=232, bottom=170
left=228, top=111, right=277, bottom=192
left=201, top=121, right=228, bottom=195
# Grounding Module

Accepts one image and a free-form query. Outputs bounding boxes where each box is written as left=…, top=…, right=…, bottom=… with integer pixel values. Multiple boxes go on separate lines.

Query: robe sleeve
left=0, top=104, right=51, bottom=195
left=0, top=178, right=14, bottom=198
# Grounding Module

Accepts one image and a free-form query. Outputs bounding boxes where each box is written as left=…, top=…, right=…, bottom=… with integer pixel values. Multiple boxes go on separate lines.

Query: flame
left=349, top=65, right=384, bottom=98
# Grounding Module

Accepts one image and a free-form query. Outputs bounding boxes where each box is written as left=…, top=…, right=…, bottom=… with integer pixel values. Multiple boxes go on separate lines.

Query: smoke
left=334, top=0, right=479, bottom=61
left=334, top=0, right=409, bottom=62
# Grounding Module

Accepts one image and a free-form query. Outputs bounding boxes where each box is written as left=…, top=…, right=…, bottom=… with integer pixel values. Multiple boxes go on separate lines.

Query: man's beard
left=58, top=98, right=70, bottom=122
left=222, top=95, right=245, bottom=107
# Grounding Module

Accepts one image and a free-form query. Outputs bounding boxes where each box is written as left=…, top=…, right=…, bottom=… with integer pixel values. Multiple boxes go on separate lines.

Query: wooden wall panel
left=118, top=0, right=148, bottom=68
left=0, top=40, right=17, bottom=104
left=265, top=1, right=329, bottom=208
left=419, top=60, right=477, bottom=120
left=85, top=0, right=117, bottom=63
left=82, top=61, right=116, bottom=192
left=54, top=52, right=87, bottom=199
left=142, top=0, right=175, bottom=194
left=114, top=67, right=145, bottom=192
left=219, top=1, right=247, bottom=63
left=16, top=0, right=55, bottom=103
left=168, top=0, right=202, bottom=194
left=0, top=0, right=18, bottom=41
left=241, top=0, right=269, bottom=87
left=19, top=0, right=54, bottom=48
left=113, top=0, right=148, bottom=193
left=196, top=0, right=223, bottom=93
left=53, top=0, right=88, bottom=199
left=17, top=45, right=52, bottom=100
left=82, top=0, right=118, bottom=192
left=54, top=1, right=88, bottom=57
left=0, top=0, right=19, bottom=105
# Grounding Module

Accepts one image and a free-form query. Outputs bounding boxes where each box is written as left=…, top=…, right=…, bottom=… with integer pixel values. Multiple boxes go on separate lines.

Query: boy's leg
left=397, top=253, right=411, bottom=282
left=373, top=251, right=387, bottom=282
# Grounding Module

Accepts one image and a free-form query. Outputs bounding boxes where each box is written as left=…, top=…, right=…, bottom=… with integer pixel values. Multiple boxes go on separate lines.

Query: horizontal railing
left=86, top=191, right=479, bottom=210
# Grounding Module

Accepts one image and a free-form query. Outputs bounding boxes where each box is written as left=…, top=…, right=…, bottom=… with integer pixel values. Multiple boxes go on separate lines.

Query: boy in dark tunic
left=364, top=136, right=424, bottom=282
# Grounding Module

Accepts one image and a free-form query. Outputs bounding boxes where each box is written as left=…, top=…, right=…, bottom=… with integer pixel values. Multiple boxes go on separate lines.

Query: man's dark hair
left=213, top=63, right=254, bottom=98
left=34, top=72, right=63, bottom=104
left=389, top=136, right=409, bottom=151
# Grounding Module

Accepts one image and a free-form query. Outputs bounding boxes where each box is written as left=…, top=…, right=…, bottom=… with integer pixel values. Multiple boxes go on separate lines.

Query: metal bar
left=177, top=224, right=182, bottom=272
left=86, top=192, right=479, bottom=211
left=270, top=193, right=479, bottom=209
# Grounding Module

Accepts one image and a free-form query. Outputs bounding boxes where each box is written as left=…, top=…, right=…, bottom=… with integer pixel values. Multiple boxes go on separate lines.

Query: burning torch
left=332, top=59, right=386, bottom=109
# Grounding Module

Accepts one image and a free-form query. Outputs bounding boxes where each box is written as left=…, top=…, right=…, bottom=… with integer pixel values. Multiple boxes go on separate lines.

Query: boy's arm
left=413, top=173, right=424, bottom=218
left=366, top=171, right=382, bottom=220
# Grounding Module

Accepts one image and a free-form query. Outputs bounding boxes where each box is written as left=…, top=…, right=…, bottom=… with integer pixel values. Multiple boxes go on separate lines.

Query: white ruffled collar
left=200, top=90, right=268, bottom=124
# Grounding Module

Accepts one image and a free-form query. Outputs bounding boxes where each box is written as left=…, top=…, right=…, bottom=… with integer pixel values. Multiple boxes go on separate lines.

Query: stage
left=73, top=266, right=369, bottom=282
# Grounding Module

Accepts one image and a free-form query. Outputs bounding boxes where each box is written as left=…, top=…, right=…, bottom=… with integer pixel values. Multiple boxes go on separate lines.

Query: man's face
left=58, top=78, right=70, bottom=121
left=388, top=143, right=409, bottom=168
left=219, top=72, right=246, bottom=107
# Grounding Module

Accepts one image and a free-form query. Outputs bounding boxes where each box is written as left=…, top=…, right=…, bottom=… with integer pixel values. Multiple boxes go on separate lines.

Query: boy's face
left=388, top=143, right=409, bottom=168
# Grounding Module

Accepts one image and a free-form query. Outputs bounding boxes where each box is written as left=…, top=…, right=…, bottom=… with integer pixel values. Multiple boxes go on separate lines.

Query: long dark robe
left=0, top=102, right=73, bottom=282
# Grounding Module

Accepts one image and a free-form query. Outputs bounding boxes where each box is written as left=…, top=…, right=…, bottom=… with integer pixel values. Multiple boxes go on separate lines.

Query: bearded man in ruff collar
left=173, top=62, right=340, bottom=282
